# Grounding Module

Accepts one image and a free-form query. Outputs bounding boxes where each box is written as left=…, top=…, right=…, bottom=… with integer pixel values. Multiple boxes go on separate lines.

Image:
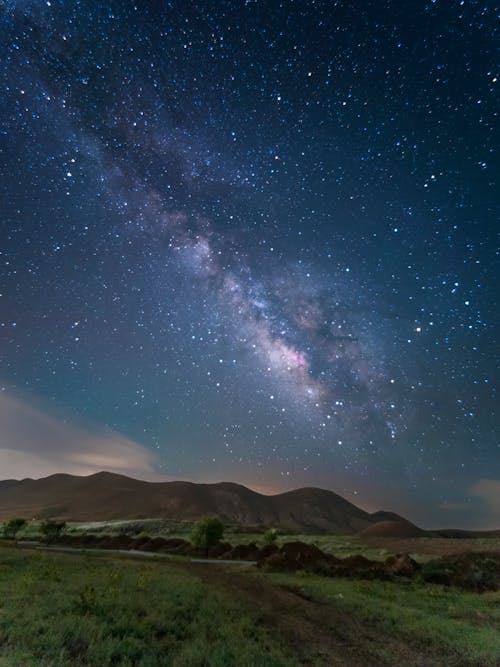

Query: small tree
left=2, top=518, right=27, bottom=540
left=263, top=528, right=278, bottom=545
left=190, top=518, right=224, bottom=557
left=40, top=520, right=66, bottom=543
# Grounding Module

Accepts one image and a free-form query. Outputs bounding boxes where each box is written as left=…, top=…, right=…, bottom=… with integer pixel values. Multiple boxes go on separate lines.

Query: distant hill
left=358, top=519, right=429, bottom=539
left=0, top=471, right=389, bottom=534
left=369, top=510, right=408, bottom=524
left=432, top=528, right=500, bottom=539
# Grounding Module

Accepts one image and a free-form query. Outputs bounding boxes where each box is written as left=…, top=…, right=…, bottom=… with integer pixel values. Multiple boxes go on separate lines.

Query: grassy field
left=0, top=544, right=499, bottom=666
left=0, top=545, right=290, bottom=666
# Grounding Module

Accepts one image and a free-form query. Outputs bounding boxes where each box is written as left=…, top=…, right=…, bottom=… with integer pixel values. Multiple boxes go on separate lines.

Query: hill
left=0, top=471, right=381, bottom=534
left=369, top=510, right=408, bottom=523
left=432, top=528, right=500, bottom=539
left=358, top=519, right=429, bottom=539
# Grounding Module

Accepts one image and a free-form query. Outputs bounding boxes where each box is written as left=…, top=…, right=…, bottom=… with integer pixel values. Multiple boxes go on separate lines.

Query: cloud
left=469, top=479, right=500, bottom=521
left=0, top=389, right=162, bottom=481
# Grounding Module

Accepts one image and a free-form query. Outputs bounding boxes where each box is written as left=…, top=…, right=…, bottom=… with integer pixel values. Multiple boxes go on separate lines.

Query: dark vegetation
left=420, top=552, right=500, bottom=592
left=189, top=517, right=224, bottom=556
left=2, top=518, right=26, bottom=539
left=40, top=519, right=66, bottom=543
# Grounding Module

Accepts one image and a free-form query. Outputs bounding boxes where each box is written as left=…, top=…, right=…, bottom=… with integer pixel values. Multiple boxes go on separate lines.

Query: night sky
left=1, top=1, right=498, bottom=528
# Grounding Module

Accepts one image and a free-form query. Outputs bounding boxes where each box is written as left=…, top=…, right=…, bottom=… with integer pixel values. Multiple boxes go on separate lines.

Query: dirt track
left=181, top=561, right=460, bottom=667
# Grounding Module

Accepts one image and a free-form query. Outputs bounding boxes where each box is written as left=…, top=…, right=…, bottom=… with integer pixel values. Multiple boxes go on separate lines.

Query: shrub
left=190, top=518, right=224, bottom=557
left=2, top=518, right=27, bottom=539
left=263, top=528, right=278, bottom=545
left=40, top=520, right=66, bottom=543
left=136, top=531, right=151, bottom=540
left=420, top=553, right=500, bottom=592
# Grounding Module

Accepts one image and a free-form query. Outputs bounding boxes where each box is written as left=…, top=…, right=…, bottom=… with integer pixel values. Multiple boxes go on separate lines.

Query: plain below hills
left=0, top=471, right=405, bottom=534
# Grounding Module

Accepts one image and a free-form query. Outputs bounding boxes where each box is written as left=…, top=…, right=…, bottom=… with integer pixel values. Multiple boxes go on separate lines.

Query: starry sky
left=1, top=0, right=498, bottom=528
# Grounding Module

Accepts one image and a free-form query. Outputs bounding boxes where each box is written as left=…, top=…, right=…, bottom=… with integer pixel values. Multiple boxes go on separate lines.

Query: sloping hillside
left=358, top=519, right=429, bottom=538
left=0, top=471, right=380, bottom=533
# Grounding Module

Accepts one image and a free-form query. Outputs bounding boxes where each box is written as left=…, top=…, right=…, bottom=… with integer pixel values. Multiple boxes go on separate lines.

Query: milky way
left=1, top=1, right=498, bottom=527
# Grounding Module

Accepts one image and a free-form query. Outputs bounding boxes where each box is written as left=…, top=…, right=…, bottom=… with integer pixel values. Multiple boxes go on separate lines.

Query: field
left=0, top=539, right=499, bottom=666
left=62, top=518, right=500, bottom=560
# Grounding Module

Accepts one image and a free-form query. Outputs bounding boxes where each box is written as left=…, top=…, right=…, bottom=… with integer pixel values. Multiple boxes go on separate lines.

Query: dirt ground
left=358, top=536, right=500, bottom=558
left=176, top=560, right=463, bottom=667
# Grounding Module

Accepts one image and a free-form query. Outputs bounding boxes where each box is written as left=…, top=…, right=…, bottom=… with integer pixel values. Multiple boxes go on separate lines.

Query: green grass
left=1, top=543, right=499, bottom=665
left=0, top=546, right=290, bottom=666
left=265, top=570, right=500, bottom=665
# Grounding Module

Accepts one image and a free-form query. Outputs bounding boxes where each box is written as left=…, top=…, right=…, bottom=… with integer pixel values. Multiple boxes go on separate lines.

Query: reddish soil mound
left=138, top=537, right=168, bottom=552
left=280, top=541, right=327, bottom=561
left=223, top=542, right=262, bottom=560
left=258, top=541, right=339, bottom=574
left=358, top=520, right=427, bottom=539
left=104, top=534, right=135, bottom=549
left=207, top=542, right=232, bottom=558
left=258, top=542, right=419, bottom=581
left=259, top=543, right=280, bottom=558
left=50, top=534, right=135, bottom=550
left=129, top=535, right=151, bottom=549
left=384, top=553, right=418, bottom=576
left=340, top=554, right=375, bottom=569
left=158, top=537, right=191, bottom=551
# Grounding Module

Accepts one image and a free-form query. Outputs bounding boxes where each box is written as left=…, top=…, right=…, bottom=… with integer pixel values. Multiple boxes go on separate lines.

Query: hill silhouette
left=357, top=519, right=429, bottom=539
left=0, top=471, right=388, bottom=533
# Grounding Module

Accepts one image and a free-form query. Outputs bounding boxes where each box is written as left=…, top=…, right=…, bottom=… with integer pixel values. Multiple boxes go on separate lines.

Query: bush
left=40, top=520, right=66, bottom=543
left=190, top=518, right=224, bottom=557
left=2, top=518, right=27, bottom=539
left=421, top=552, right=500, bottom=592
left=263, top=528, right=278, bottom=545
left=136, top=531, right=151, bottom=539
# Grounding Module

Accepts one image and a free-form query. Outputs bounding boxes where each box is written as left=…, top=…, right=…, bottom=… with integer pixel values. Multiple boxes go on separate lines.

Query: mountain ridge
left=0, top=471, right=383, bottom=533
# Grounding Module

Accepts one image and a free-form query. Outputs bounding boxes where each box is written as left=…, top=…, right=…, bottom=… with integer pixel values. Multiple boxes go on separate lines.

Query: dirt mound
left=258, top=542, right=420, bottom=581
left=280, top=541, right=327, bottom=561
left=384, top=553, right=418, bottom=576
left=358, top=520, right=426, bottom=539
left=259, top=543, right=279, bottom=558
left=340, top=554, right=375, bottom=569
left=258, top=541, right=339, bottom=574
left=421, top=551, right=500, bottom=592
left=158, top=537, right=191, bottom=551
left=137, top=537, right=168, bottom=552
left=223, top=542, right=262, bottom=560
left=207, top=542, right=232, bottom=558
left=86, top=535, right=133, bottom=550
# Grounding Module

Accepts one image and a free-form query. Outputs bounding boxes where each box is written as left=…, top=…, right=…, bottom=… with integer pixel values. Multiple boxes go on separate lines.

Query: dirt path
left=181, top=562, right=460, bottom=667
